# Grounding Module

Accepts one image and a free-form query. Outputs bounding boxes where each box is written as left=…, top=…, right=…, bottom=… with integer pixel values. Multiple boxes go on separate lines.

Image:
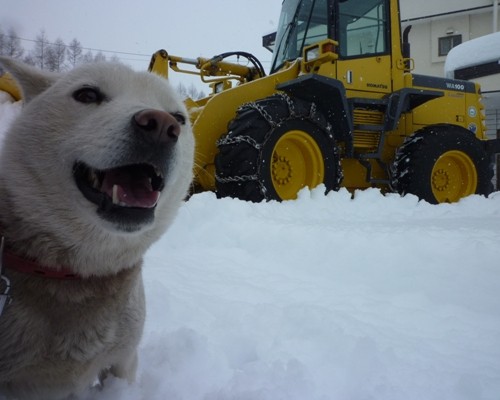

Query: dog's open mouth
left=73, top=162, right=165, bottom=210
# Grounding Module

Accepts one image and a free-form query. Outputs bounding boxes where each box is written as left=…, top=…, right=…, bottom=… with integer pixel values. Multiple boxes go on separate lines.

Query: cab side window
left=338, top=0, right=388, bottom=58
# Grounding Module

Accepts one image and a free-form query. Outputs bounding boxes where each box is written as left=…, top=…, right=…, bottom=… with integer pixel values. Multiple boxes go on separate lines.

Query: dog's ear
left=0, top=56, right=60, bottom=103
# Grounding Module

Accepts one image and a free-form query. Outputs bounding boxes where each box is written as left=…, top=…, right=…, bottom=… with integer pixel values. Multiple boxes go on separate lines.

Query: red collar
left=3, top=250, right=80, bottom=280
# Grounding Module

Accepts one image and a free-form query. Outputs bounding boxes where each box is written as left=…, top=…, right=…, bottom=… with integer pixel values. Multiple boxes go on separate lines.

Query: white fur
left=0, top=58, right=194, bottom=399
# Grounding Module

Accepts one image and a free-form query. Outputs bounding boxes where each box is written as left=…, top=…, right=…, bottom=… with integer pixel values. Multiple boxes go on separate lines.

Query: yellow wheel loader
left=147, top=0, right=500, bottom=204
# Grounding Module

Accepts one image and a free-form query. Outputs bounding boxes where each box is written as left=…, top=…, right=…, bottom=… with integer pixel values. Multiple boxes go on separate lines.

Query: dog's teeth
left=112, top=185, right=119, bottom=205
left=89, top=170, right=99, bottom=189
left=154, top=167, right=162, bottom=178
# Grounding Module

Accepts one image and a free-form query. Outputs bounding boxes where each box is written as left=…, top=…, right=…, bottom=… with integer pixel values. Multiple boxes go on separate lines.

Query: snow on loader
left=148, top=0, right=500, bottom=204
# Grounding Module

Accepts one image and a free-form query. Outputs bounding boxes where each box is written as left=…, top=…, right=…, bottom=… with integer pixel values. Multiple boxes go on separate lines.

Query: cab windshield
left=270, top=0, right=329, bottom=73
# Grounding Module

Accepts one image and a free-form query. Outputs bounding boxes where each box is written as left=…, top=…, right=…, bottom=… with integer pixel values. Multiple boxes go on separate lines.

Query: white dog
left=0, top=58, right=194, bottom=399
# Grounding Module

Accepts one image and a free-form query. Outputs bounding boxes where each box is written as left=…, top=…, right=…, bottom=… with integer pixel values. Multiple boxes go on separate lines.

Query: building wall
left=399, top=0, right=500, bottom=138
left=400, top=1, right=499, bottom=77
left=400, top=0, right=493, bottom=20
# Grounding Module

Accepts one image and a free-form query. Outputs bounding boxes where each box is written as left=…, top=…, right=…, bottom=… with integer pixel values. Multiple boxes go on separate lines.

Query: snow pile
left=444, top=31, right=500, bottom=78
left=1, top=98, right=500, bottom=399
left=132, top=190, right=500, bottom=400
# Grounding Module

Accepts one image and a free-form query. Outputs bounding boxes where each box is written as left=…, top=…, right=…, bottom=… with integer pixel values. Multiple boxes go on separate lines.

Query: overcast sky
left=1, top=0, right=283, bottom=88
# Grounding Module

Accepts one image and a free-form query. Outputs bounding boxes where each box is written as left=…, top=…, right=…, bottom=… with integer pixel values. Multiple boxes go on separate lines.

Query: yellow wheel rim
left=271, top=130, right=324, bottom=200
left=431, top=150, right=477, bottom=203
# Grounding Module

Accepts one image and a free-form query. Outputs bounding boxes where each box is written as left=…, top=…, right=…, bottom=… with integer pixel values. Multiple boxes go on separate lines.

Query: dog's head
left=0, top=58, right=194, bottom=269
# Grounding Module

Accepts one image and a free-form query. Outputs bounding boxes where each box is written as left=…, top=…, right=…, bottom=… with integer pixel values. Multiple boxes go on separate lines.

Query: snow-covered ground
left=1, top=95, right=500, bottom=399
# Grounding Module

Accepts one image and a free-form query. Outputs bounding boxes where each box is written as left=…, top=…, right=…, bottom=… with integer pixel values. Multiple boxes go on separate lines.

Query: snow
left=1, top=98, right=500, bottom=399
left=444, top=31, right=500, bottom=78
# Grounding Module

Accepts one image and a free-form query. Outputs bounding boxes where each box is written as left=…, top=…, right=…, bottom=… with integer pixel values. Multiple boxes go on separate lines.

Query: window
left=338, top=0, right=389, bottom=58
left=270, top=0, right=329, bottom=73
left=438, top=34, right=462, bottom=57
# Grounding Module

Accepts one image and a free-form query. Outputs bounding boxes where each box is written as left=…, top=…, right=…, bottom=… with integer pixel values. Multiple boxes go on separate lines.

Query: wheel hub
left=270, top=129, right=325, bottom=200
left=431, top=168, right=450, bottom=192
left=272, top=155, right=292, bottom=185
left=431, top=150, right=477, bottom=203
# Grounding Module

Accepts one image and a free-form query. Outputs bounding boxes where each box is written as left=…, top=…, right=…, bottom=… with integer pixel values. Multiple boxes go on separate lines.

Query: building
left=399, top=0, right=500, bottom=138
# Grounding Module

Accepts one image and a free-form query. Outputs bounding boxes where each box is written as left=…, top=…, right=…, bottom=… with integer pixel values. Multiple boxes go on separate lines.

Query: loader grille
left=353, top=109, right=384, bottom=126
left=353, top=131, right=381, bottom=150
left=352, top=109, right=384, bottom=151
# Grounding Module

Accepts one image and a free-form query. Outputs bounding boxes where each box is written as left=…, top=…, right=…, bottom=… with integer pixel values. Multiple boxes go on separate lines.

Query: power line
left=8, top=33, right=273, bottom=67
left=13, top=35, right=151, bottom=58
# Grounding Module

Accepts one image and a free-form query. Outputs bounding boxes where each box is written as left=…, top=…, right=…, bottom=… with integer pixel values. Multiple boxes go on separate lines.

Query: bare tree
left=0, top=26, right=132, bottom=72
left=109, top=55, right=121, bottom=64
left=176, top=82, right=206, bottom=100
left=67, top=38, right=82, bottom=67
left=31, top=30, right=50, bottom=69
left=187, top=83, right=206, bottom=100
left=46, top=38, right=66, bottom=71
left=93, top=51, right=106, bottom=63
left=23, top=54, right=36, bottom=66
left=0, top=28, right=5, bottom=56
left=81, top=50, right=94, bottom=64
left=176, top=82, right=188, bottom=99
left=3, top=28, right=24, bottom=59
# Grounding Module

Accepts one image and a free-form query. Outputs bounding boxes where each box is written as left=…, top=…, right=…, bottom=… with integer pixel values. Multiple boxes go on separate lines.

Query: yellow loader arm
left=148, top=49, right=265, bottom=89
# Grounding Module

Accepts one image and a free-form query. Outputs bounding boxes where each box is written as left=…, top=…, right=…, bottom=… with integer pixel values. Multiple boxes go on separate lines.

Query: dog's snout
left=133, top=109, right=180, bottom=145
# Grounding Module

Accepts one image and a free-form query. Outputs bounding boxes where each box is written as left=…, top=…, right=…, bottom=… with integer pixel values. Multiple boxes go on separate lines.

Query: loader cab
left=270, top=0, right=403, bottom=94
left=270, top=0, right=331, bottom=73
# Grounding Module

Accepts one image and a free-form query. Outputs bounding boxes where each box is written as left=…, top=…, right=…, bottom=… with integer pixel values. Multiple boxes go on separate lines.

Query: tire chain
left=390, top=126, right=493, bottom=201
left=215, top=93, right=319, bottom=187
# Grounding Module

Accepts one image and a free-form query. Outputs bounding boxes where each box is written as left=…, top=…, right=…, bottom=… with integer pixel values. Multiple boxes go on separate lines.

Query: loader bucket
left=0, top=72, right=21, bottom=101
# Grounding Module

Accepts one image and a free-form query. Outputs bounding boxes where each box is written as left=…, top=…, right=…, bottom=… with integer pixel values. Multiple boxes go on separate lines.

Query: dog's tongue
left=101, top=169, right=160, bottom=208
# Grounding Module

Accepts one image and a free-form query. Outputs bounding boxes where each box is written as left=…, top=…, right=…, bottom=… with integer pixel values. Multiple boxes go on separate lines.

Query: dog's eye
left=73, top=87, right=104, bottom=104
left=172, top=112, right=187, bottom=125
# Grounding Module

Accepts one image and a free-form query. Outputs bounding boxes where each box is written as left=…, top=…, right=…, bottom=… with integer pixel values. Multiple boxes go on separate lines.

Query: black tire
left=215, top=93, right=342, bottom=202
left=391, top=124, right=493, bottom=204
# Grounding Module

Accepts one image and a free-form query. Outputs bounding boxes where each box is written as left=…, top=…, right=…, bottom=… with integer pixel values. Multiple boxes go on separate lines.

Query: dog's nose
left=133, top=109, right=180, bottom=145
